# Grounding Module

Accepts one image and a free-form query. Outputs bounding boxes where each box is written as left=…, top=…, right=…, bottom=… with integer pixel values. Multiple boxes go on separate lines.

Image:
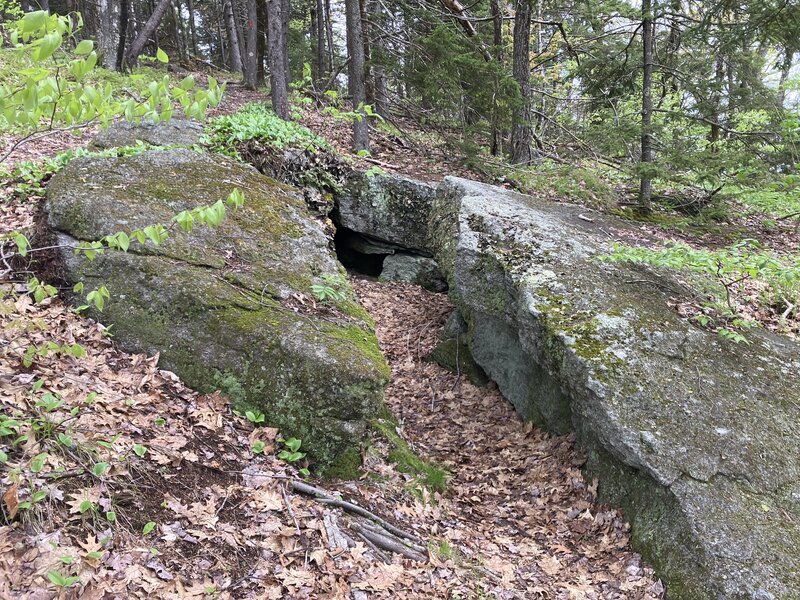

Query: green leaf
left=143, top=521, right=156, bottom=535
left=251, top=440, right=266, bottom=454
left=21, top=11, right=47, bottom=33
left=105, top=511, right=117, bottom=523
left=74, top=39, right=94, bottom=55
left=0, top=451, right=7, bottom=464
left=92, top=462, right=110, bottom=477
left=133, top=444, right=147, bottom=457
left=79, top=499, right=94, bottom=513
left=156, top=48, right=169, bottom=63
left=30, top=452, right=48, bottom=473
left=58, top=433, right=73, bottom=447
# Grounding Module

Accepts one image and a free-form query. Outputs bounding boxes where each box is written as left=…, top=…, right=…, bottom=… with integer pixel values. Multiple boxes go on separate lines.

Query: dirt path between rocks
left=354, top=278, right=664, bottom=599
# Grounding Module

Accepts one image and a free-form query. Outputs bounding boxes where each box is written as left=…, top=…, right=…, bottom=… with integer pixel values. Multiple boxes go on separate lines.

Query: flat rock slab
left=91, top=119, right=203, bottom=149
left=46, top=149, right=389, bottom=467
left=430, top=176, right=800, bottom=599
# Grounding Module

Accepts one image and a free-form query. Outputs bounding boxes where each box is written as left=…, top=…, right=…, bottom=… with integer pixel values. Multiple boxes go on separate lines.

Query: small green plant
left=277, top=437, right=305, bottom=462
left=277, top=437, right=309, bottom=476
left=46, top=571, right=80, bottom=589
left=601, top=240, right=800, bottom=341
left=245, top=410, right=265, bottom=424
left=311, top=274, right=348, bottom=303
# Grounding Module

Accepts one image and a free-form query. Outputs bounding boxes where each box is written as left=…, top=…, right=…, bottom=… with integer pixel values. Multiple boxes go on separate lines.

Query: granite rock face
left=46, top=149, right=389, bottom=467
left=429, top=176, right=800, bottom=600
left=91, top=119, right=204, bottom=149
left=334, top=171, right=437, bottom=254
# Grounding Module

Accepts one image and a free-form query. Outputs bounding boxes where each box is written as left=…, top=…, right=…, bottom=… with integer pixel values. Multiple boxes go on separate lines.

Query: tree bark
left=257, top=0, right=267, bottom=85
left=126, top=0, right=171, bottom=67
left=315, top=0, right=327, bottom=81
left=267, top=0, right=289, bottom=118
left=115, top=0, right=129, bottom=71
left=638, top=0, right=655, bottom=214
left=223, top=0, right=243, bottom=71
left=243, top=0, right=259, bottom=88
left=490, top=0, right=504, bottom=156
left=345, top=0, right=369, bottom=151
left=281, top=0, right=290, bottom=79
left=186, top=0, right=198, bottom=55
left=510, top=0, right=533, bottom=164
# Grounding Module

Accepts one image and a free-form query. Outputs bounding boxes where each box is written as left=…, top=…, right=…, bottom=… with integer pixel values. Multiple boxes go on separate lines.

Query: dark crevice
left=333, top=226, right=390, bottom=277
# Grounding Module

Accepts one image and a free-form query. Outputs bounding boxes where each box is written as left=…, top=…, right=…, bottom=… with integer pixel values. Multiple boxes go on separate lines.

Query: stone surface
left=46, top=149, right=389, bottom=467
left=429, top=176, right=800, bottom=599
left=91, top=119, right=203, bottom=149
left=334, top=171, right=437, bottom=253
left=428, top=311, right=488, bottom=385
left=379, top=253, right=448, bottom=292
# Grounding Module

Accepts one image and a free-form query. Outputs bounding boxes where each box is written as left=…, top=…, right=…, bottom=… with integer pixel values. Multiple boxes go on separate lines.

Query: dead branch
left=289, top=479, right=419, bottom=543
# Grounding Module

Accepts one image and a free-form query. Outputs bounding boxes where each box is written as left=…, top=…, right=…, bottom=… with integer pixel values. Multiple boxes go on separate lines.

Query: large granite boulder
left=429, top=177, right=800, bottom=599
left=334, top=172, right=437, bottom=254
left=91, top=119, right=203, bottom=149
left=46, top=149, right=390, bottom=467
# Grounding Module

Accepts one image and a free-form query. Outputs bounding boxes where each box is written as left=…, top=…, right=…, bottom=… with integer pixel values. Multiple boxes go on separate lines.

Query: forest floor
left=0, top=80, right=669, bottom=598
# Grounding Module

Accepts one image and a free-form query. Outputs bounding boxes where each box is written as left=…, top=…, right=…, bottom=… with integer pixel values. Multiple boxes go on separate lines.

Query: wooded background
left=9, top=0, right=799, bottom=212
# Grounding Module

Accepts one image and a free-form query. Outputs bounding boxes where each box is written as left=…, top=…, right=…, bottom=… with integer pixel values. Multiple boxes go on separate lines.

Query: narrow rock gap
left=333, top=226, right=389, bottom=277
left=354, top=277, right=663, bottom=598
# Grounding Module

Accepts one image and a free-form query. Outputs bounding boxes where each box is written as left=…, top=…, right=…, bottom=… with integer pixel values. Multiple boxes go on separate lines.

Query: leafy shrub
left=204, top=102, right=328, bottom=156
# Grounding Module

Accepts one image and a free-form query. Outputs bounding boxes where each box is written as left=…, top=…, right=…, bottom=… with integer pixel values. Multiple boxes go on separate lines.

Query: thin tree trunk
left=490, top=0, right=503, bottom=156
left=345, top=0, right=369, bottom=151
left=224, top=0, right=243, bottom=71
left=281, top=0, right=290, bottom=79
left=510, top=0, right=533, bottom=164
left=126, top=0, right=171, bottom=66
left=638, top=0, right=655, bottom=214
left=360, top=0, right=373, bottom=105
left=257, top=0, right=267, bottom=85
left=315, top=0, right=326, bottom=81
left=779, top=47, right=795, bottom=108
left=186, top=0, right=198, bottom=54
left=173, top=0, right=186, bottom=61
left=324, top=0, right=334, bottom=75
left=267, top=0, right=289, bottom=118
left=115, top=0, right=129, bottom=70
left=243, top=0, right=258, bottom=88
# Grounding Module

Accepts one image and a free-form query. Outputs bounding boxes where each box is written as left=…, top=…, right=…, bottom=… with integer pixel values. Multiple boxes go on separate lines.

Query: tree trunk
left=490, top=0, right=504, bottom=156
left=324, top=0, right=334, bottom=75
left=267, top=0, right=289, bottom=118
left=115, top=0, right=129, bottom=71
left=257, top=0, right=267, bottom=85
left=281, top=0, right=290, bottom=79
left=638, top=0, right=655, bottom=215
left=186, top=0, right=198, bottom=55
left=243, top=0, right=259, bottom=88
left=510, top=0, right=533, bottom=165
left=345, top=0, right=369, bottom=151
left=315, top=0, right=326, bottom=81
left=779, top=47, right=795, bottom=108
left=224, top=0, right=243, bottom=71
left=126, top=0, right=171, bottom=67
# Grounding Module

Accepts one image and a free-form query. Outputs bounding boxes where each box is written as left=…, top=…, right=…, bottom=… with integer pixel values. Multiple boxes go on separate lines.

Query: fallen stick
left=289, top=480, right=418, bottom=543
left=351, top=523, right=427, bottom=562
left=359, top=521, right=427, bottom=554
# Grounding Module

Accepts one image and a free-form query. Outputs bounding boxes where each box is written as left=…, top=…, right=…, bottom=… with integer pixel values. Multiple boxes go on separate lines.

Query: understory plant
left=602, top=240, right=800, bottom=341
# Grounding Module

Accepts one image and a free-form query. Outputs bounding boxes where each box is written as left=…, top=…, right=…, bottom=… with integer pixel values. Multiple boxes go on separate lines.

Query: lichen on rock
left=45, top=149, right=389, bottom=468
left=430, top=176, right=800, bottom=599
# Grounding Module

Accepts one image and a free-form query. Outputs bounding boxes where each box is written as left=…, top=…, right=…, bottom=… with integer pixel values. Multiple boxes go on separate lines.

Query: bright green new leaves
left=0, top=11, right=225, bottom=161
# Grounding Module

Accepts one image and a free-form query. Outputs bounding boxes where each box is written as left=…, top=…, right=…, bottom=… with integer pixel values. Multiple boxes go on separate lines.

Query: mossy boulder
left=430, top=176, right=800, bottom=599
left=45, top=149, right=389, bottom=468
left=91, top=119, right=203, bottom=149
left=334, top=171, right=437, bottom=254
